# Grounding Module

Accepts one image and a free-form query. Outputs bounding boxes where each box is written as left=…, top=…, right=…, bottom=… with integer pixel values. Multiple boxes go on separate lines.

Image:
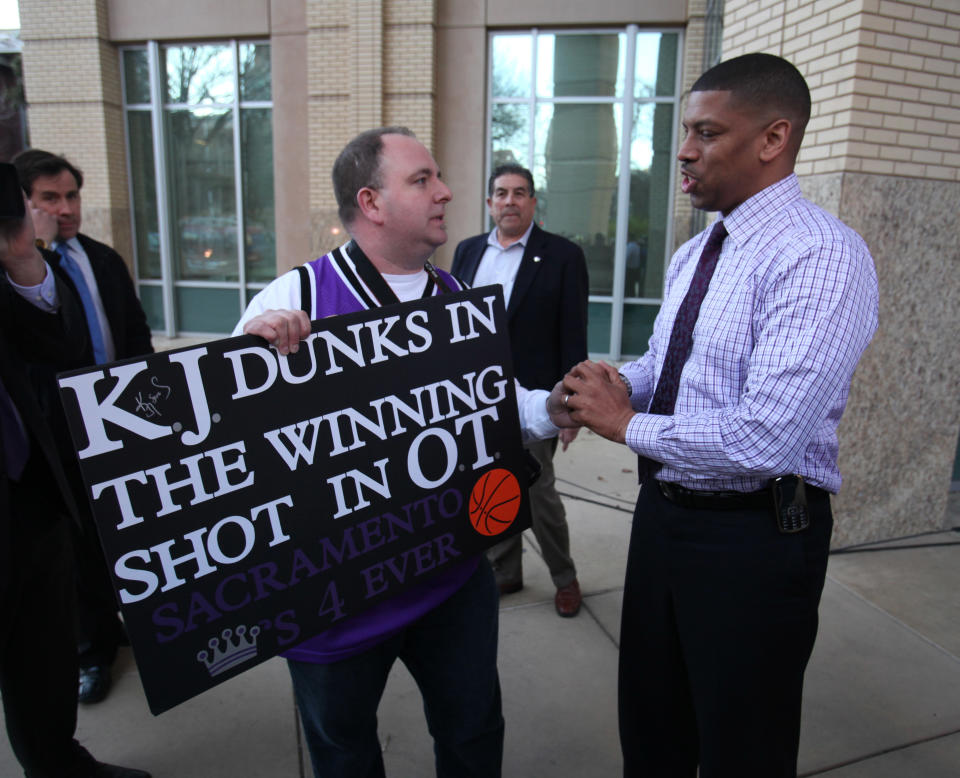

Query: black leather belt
left=657, top=481, right=772, bottom=511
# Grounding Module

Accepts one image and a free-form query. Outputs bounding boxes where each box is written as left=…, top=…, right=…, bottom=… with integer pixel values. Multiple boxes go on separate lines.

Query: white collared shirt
left=7, top=261, right=60, bottom=311
left=471, top=220, right=535, bottom=305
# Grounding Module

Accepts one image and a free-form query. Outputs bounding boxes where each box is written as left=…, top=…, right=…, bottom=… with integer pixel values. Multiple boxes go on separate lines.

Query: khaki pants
left=486, top=437, right=576, bottom=588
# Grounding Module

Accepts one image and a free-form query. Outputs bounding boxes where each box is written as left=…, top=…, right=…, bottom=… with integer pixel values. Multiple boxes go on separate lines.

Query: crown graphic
left=197, top=625, right=261, bottom=677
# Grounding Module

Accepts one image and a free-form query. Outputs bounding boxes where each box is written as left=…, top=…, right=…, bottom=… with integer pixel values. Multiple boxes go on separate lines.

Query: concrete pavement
left=3, top=430, right=958, bottom=776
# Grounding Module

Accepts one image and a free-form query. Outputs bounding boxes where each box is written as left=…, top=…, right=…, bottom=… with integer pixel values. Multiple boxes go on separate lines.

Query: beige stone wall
left=271, top=0, right=311, bottom=271
left=722, top=0, right=960, bottom=543
left=674, top=0, right=709, bottom=249
left=305, top=0, right=438, bottom=262
left=724, top=0, right=960, bottom=182
left=823, top=173, right=960, bottom=546
left=19, top=0, right=132, bottom=261
left=108, top=0, right=269, bottom=40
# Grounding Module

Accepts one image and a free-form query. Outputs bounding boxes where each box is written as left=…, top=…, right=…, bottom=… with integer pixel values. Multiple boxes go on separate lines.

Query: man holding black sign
left=235, top=127, right=560, bottom=778
left=0, top=164, right=150, bottom=778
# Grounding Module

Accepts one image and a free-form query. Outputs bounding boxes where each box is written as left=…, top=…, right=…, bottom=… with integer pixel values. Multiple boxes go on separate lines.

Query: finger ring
left=562, top=394, right=570, bottom=408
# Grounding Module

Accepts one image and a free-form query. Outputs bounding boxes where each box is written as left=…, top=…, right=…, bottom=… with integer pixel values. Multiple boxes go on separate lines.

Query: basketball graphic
left=469, top=468, right=522, bottom=536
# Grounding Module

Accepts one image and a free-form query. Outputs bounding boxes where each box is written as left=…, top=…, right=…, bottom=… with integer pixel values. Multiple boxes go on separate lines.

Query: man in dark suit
left=0, top=163, right=150, bottom=777
left=12, top=149, right=154, bottom=704
left=452, top=164, right=589, bottom=617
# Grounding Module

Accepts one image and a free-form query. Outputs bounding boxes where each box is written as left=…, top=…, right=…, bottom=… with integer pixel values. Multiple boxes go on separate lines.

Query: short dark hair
left=332, top=126, right=416, bottom=226
left=692, top=53, right=811, bottom=142
left=487, top=164, right=535, bottom=198
left=11, top=148, right=84, bottom=196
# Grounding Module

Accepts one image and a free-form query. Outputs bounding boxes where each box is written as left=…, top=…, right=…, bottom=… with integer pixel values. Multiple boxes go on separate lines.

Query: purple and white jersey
left=235, top=242, right=461, bottom=330
left=236, top=243, right=475, bottom=663
left=234, top=243, right=554, bottom=663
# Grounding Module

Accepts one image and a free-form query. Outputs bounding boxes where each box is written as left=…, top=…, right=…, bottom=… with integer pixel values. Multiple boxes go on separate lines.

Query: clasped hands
left=548, top=360, right=635, bottom=444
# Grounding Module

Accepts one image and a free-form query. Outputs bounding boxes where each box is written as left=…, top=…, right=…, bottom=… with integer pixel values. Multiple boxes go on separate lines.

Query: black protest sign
left=57, top=287, right=532, bottom=714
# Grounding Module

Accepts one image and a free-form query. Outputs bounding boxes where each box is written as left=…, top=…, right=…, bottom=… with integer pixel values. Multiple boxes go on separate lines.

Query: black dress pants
left=618, top=479, right=832, bottom=778
left=0, top=484, right=97, bottom=778
left=73, top=507, right=124, bottom=670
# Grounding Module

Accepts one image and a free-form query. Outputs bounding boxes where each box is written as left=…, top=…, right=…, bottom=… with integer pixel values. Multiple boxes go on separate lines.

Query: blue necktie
left=56, top=242, right=108, bottom=364
left=638, top=220, right=727, bottom=482
left=0, top=374, right=29, bottom=480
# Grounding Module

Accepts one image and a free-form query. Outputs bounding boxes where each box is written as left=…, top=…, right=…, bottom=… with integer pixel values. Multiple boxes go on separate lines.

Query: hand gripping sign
left=57, top=287, right=532, bottom=713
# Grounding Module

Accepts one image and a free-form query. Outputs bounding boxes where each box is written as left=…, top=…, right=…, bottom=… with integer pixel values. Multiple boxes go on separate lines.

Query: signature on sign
left=134, top=376, right=172, bottom=419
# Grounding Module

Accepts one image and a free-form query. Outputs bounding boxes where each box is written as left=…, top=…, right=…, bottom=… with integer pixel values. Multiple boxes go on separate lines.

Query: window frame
left=486, top=25, right=683, bottom=359
left=120, top=39, right=274, bottom=337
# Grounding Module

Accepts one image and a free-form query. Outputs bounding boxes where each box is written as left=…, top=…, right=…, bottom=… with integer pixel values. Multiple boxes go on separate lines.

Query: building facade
left=17, top=0, right=960, bottom=543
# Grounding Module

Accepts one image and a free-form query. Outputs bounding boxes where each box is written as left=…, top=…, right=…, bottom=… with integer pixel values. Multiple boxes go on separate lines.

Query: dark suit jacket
left=42, top=237, right=153, bottom=494
left=0, top=272, right=88, bottom=606
left=452, top=224, right=589, bottom=391
left=68, top=233, right=154, bottom=361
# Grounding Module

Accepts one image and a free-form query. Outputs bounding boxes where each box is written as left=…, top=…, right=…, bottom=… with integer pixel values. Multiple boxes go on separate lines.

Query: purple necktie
left=639, top=219, right=727, bottom=482
left=0, top=374, right=29, bottom=481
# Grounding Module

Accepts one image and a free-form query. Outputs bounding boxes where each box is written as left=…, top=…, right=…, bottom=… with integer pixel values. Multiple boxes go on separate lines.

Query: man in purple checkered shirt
left=550, top=54, right=878, bottom=777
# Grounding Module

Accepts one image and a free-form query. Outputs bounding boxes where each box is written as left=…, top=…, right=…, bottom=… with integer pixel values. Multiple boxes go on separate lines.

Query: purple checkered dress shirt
left=621, top=174, right=878, bottom=493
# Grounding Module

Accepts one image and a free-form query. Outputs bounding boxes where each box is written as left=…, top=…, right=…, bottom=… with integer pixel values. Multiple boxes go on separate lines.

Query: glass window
left=126, top=110, right=160, bottom=280
left=122, top=40, right=275, bottom=335
left=491, top=104, right=529, bottom=170
left=241, top=107, right=276, bottom=282
left=490, top=28, right=680, bottom=358
left=166, top=108, right=238, bottom=282
left=137, top=285, right=164, bottom=334
left=636, top=32, right=678, bottom=98
left=491, top=35, right=531, bottom=98
left=239, top=43, right=271, bottom=101
left=537, top=33, right=625, bottom=99
left=626, top=102, right=673, bottom=299
left=621, top=303, right=658, bottom=356
left=123, top=49, right=151, bottom=104
left=534, top=102, right=622, bottom=297
left=175, top=287, right=243, bottom=332
left=163, top=44, right=234, bottom=105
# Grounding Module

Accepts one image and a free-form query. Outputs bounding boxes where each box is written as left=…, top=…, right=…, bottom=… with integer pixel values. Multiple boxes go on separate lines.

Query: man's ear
left=759, top=118, right=792, bottom=163
left=356, top=187, right=384, bottom=225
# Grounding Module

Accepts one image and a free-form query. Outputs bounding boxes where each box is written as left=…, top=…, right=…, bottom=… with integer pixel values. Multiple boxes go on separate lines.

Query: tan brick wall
left=349, top=0, right=384, bottom=132
left=20, top=0, right=133, bottom=259
left=306, top=0, right=438, bottom=255
left=723, top=0, right=960, bottom=182
left=673, top=0, right=709, bottom=247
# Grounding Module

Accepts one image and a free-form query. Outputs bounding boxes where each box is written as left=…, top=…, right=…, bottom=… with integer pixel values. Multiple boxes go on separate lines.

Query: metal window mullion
left=608, top=25, right=638, bottom=361
left=528, top=96, right=621, bottom=105
left=231, top=41, right=247, bottom=317
left=484, top=34, right=494, bottom=229
left=528, top=29, right=537, bottom=180
left=169, top=279, right=244, bottom=289
left=148, top=41, right=176, bottom=337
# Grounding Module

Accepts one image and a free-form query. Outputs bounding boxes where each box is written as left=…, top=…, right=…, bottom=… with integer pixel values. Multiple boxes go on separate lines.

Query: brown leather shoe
left=555, top=579, right=582, bottom=617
